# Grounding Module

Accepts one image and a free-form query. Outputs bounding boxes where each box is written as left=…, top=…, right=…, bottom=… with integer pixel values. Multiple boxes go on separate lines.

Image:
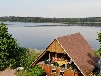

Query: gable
left=31, top=39, right=66, bottom=66
left=46, top=39, right=66, bottom=54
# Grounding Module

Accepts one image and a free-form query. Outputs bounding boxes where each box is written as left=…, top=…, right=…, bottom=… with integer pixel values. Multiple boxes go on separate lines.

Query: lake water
left=3, top=22, right=101, bottom=50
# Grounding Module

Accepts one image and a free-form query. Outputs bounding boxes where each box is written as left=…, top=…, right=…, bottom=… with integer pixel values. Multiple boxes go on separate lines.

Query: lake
left=3, top=22, right=101, bottom=50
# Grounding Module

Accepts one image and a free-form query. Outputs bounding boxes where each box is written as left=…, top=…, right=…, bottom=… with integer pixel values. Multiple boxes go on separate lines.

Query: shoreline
left=1, top=22, right=101, bottom=27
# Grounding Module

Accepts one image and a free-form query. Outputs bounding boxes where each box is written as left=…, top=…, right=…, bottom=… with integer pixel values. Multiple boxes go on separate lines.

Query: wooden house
left=31, top=33, right=99, bottom=76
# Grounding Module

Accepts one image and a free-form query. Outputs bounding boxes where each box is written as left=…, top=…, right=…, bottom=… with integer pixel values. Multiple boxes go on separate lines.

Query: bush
left=27, top=65, right=44, bottom=76
left=20, top=48, right=42, bottom=69
left=16, top=49, right=44, bottom=76
left=16, top=65, right=44, bottom=76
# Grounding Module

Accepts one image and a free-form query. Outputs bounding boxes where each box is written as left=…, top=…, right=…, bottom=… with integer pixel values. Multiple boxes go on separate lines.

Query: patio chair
left=55, top=68, right=60, bottom=76
left=63, top=69, right=69, bottom=76
left=47, top=66, right=55, bottom=76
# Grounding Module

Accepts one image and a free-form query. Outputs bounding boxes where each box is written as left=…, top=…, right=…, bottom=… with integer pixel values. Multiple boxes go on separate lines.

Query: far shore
left=1, top=21, right=101, bottom=27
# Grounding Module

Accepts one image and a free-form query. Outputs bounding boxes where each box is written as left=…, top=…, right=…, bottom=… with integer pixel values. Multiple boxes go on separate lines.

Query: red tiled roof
left=56, top=33, right=99, bottom=76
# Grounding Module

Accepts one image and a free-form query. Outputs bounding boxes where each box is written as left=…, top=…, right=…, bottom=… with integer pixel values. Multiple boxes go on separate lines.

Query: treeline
left=0, top=16, right=101, bottom=23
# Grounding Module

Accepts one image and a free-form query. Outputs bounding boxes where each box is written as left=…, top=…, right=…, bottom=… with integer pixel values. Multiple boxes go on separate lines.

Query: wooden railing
left=63, top=69, right=78, bottom=76
left=38, top=64, right=79, bottom=76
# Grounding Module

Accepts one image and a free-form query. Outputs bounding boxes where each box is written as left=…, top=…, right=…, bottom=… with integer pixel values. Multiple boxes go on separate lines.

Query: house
left=31, top=33, right=99, bottom=76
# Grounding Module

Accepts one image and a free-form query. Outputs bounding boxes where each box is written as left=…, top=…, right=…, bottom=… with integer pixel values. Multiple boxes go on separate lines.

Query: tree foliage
left=93, top=30, right=101, bottom=56
left=16, top=49, right=44, bottom=76
left=0, top=23, right=44, bottom=75
left=20, top=48, right=42, bottom=69
left=0, top=23, right=19, bottom=70
left=27, top=65, right=44, bottom=76
left=1, top=16, right=101, bottom=25
left=0, top=23, right=29, bottom=70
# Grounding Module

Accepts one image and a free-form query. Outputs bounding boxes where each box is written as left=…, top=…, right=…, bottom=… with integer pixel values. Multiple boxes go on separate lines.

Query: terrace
left=37, top=51, right=80, bottom=76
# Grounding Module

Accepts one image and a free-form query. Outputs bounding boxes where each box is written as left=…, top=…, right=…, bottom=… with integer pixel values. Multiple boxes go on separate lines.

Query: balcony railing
left=38, top=64, right=78, bottom=76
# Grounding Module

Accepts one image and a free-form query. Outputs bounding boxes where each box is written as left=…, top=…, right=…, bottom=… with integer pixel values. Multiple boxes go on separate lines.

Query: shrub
left=27, top=65, right=44, bottom=76
left=16, top=49, right=44, bottom=76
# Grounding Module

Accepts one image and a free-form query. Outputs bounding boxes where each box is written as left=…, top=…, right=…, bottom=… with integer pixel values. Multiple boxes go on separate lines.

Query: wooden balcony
left=37, top=51, right=80, bottom=76
left=38, top=64, right=79, bottom=76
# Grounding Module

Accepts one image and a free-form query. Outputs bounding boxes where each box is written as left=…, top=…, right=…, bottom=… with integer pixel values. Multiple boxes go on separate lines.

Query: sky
left=0, top=0, right=101, bottom=18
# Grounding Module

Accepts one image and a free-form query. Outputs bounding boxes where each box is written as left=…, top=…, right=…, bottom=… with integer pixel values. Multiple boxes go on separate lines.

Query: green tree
left=0, top=23, right=44, bottom=76
left=93, top=31, right=101, bottom=56
left=0, top=23, right=25, bottom=70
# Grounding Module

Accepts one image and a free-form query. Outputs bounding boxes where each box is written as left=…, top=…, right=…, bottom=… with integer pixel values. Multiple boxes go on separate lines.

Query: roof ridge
left=56, top=32, right=81, bottom=39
